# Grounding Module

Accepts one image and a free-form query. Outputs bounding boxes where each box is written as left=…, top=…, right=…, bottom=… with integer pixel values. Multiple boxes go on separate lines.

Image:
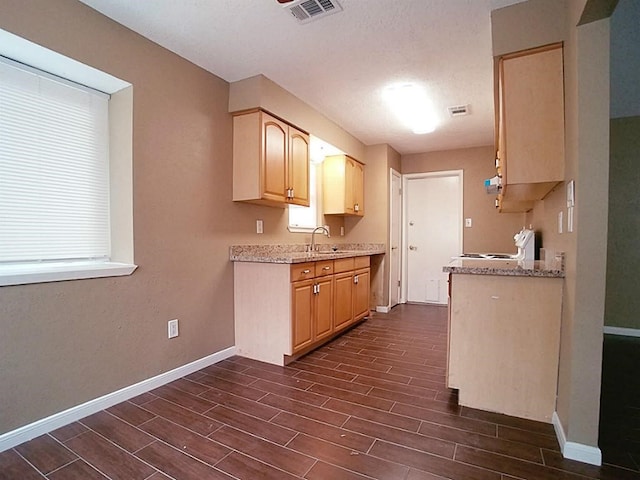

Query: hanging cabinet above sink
left=233, top=109, right=310, bottom=208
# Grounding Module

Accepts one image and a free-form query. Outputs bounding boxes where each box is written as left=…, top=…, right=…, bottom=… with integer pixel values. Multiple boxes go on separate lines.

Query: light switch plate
left=256, top=219, right=263, bottom=234
left=465, top=218, right=472, bottom=228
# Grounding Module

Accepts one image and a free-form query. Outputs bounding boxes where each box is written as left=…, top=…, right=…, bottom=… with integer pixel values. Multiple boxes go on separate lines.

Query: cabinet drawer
left=334, top=257, right=355, bottom=273
left=354, top=256, right=370, bottom=269
left=315, top=260, right=334, bottom=277
left=291, top=262, right=315, bottom=282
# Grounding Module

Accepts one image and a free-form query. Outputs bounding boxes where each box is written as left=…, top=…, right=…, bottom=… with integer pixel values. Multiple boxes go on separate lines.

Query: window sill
left=288, top=225, right=318, bottom=234
left=0, top=261, right=138, bottom=287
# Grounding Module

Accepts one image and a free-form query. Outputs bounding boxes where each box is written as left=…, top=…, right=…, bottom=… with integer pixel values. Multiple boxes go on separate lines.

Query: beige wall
left=229, top=75, right=365, bottom=161
left=0, top=0, right=364, bottom=435
left=605, top=116, right=640, bottom=328
left=344, top=144, right=402, bottom=309
left=493, top=0, right=611, bottom=451
left=402, top=146, right=525, bottom=253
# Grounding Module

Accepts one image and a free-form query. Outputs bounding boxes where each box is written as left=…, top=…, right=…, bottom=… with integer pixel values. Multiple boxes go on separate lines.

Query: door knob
left=409, top=245, right=417, bottom=251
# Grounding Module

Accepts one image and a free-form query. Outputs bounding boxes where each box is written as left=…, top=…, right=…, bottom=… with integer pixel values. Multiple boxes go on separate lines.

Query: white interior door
left=404, top=172, right=462, bottom=305
left=389, top=169, right=402, bottom=308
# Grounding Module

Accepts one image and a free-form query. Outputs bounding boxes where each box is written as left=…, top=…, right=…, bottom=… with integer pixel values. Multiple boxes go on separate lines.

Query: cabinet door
left=353, top=268, right=370, bottom=322
left=314, top=277, right=334, bottom=341
left=288, top=127, right=310, bottom=206
left=291, top=279, right=314, bottom=353
left=352, top=160, right=365, bottom=216
left=323, top=155, right=347, bottom=215
left=501, top=44, right=564, bottom=186
left=334, top=272, right=353, bottom=330
left=261, top=113, right=288, bottom=204
left=344, top=157, right=356, bottom=215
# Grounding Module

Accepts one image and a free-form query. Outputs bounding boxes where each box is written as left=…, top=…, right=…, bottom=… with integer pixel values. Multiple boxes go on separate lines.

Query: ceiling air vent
left=282, top=0, right=343, bottom=24
left=448, top=104, right=471, bottom=117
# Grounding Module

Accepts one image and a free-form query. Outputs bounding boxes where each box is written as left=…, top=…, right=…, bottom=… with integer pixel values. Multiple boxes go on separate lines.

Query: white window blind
left=0, top=57, right=111, bottom=264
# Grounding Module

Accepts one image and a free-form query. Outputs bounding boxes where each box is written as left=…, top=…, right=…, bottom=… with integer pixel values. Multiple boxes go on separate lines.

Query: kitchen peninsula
left=231, top=243, right=384, bottom=366
left=444, top=258, right=565, bottom=422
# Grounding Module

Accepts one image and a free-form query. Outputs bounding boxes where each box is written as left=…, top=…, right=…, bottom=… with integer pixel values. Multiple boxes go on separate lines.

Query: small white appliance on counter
left=513, top=228, right=535, bottom=261
left=455, top=227, right=536, bottom=262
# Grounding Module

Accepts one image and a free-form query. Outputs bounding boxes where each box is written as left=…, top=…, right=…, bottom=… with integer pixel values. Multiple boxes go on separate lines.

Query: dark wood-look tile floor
left=1, top=304, right=637, bottom=479
left=599, top=334, right=640, bottom=473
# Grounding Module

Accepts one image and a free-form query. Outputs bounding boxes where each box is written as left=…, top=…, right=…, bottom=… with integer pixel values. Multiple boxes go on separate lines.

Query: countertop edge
left=443, top=264, right=565, bottom=278
left=230, top=244, right=386, bottom=264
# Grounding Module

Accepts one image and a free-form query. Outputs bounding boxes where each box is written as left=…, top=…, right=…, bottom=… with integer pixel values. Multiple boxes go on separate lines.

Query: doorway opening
left=401, top=170, right=463, bottom=305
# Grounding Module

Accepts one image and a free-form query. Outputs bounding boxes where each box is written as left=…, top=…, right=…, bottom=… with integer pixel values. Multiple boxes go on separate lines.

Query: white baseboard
left=603, top=326, right=640, bottom=337
left=0, top=346, right=236, bottom=453
left=552, top=411, right=602, bottom=466
left=376, top=305, right=391, bottom=313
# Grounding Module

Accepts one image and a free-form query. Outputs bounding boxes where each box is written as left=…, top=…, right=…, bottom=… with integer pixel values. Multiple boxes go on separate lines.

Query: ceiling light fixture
left=383, top=83, right=438, bottom=134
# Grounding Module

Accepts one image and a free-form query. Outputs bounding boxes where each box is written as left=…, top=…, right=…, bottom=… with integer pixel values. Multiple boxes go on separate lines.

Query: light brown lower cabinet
left=234, top=256, right=370, bottom=366
left=447, top=273, right=563, bottom=423
left=291, top=279, right=314, bottom=352
left=353, top=257, right=371, bottom=322
left=291, top=273, right=334, bottom=354
left=333, top=272, right=354, bottom=331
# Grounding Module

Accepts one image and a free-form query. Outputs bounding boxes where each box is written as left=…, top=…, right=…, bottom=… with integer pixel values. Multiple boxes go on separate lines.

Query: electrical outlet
left=465, top=218, right=472, bottom=228
left=168, top=319, right=179, bottom=338
left=256, top=219, right=263, bottom=234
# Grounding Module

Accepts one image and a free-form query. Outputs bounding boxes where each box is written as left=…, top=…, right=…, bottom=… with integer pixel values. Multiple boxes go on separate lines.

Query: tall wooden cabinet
left=496, top=43, right=565, bottom=212
left=233, top=109, right=310, bottom=207
left=323, top=154, right=365, bottom=216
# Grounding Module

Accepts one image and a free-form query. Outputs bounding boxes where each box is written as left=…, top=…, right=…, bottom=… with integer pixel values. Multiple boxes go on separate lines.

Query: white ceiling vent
left=448, top=104, right=471, bottom=117
left=282, top=0, right=343, bottom=24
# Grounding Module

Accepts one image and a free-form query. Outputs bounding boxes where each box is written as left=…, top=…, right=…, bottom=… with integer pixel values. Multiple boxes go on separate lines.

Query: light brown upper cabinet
left=323, top=154, right=365, bottom=216
left=496, top=43, right=565, bottom=213
left=233, top=109, right=310, bottom=207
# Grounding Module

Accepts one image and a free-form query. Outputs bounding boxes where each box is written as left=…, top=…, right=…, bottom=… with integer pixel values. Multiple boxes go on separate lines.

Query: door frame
left=387, top=168, right=402, bottom=310
left=401, top=170, right=463, bottom=303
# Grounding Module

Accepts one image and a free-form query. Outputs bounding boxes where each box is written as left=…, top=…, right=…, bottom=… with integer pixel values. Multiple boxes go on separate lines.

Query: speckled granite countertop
left=443, top=258, right=565, bottom=278
left=230, top=243, right=386, bottom=264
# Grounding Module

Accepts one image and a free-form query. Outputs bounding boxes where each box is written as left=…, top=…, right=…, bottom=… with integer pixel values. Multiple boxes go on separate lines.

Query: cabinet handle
left=290, top=188, right=294, bottom=198
left=354, top=275, right=359, bottom=284
left=316, top=283, right=320, bottom=293
left=323, top=266, right=331, bottom=270
left=354, top=204, right=359, bottom=212
left=302, top=269, right=310, bottom=274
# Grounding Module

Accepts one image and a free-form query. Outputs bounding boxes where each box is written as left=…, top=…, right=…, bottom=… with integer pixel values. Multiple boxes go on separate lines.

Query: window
left=0, top=28, right=135, bottom=286
left=288, top=163, right=320, bottom=231
left=288, top=135, right=343, bottom=233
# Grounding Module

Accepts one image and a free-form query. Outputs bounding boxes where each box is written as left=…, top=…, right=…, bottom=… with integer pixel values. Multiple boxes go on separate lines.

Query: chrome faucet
left=310, top=226, right=330, bottom=252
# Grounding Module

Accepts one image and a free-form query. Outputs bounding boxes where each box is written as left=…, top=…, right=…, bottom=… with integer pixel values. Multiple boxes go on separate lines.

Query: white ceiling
left=79, top=0, right=525, bottom=155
